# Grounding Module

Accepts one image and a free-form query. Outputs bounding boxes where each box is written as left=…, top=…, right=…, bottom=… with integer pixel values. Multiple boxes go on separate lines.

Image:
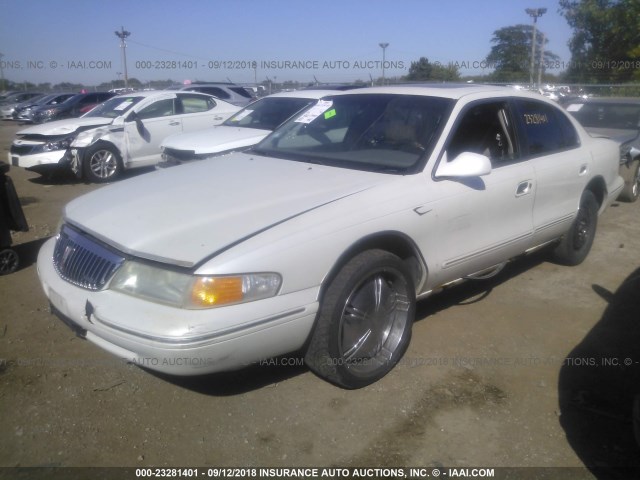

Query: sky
left=0, top=0, right=575, bottom=88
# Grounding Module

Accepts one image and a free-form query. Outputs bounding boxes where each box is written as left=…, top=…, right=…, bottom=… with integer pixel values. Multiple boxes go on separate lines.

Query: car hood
left=162, top=126, right=271, bottom=155
left=64, top=152, right=389, bottom=268
left=16, top=117, right=113, bottom=136
left=584, top=127, right=640, bottom=145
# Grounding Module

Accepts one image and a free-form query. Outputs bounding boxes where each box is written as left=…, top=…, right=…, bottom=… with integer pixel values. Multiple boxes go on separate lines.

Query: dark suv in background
left=31, top=91, right=116, bottom=123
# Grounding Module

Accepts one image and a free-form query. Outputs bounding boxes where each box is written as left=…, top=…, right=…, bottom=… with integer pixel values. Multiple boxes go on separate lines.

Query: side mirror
left=435, top=151, right=492, bottom=178
left=125, top=110, right=138, bottom=123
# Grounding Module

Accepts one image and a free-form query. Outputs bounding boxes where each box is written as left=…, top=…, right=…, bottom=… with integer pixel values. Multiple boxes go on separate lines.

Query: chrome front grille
left=53, top=226, right=125, bottom=291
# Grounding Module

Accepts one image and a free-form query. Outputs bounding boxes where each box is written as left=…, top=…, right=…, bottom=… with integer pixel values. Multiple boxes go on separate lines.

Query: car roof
left=340, top=83, right=534, bottom=100
left=112, top=90, right=213, bottom=99
left=267, top=90, right=348, bottom=100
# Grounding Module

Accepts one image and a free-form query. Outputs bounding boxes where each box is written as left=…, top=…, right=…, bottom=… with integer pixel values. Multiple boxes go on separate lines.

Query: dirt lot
left=1, top=120, right=640, bottom=477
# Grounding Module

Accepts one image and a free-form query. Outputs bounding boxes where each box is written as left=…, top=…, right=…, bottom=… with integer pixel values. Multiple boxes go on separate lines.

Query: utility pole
left=379, top=42, right=389, bottom=85
left=0, top=53, right=5, bottom=92
left=526, top=8, right=546, bottom=88
left=114, top=27, right=131, bottom=89
left=538, top=32, right=545, bottom=87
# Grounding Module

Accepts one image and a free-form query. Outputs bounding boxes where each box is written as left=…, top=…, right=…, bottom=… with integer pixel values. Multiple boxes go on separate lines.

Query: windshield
left=83, top=95, right=144, bottom=118
left=252, top=94, right=453, bottom=173
left=569, top=102, right=640, bottom=130
left=223, top=96, right=318, bottom=131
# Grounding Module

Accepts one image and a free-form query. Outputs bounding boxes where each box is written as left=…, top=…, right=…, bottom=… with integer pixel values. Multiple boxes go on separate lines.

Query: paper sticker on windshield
left=324, top=108, right=336, bottom=119
left=114, top=99, right=134, bottom=111
left=231, top=109, right=252, bottom=122
left=566, top=104, right=584, bottom=112
left=295, top=100, right=333, bottom=124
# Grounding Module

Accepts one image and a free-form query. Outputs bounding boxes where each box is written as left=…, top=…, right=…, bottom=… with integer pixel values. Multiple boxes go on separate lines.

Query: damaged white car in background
left=10, top=91, right=240, bottom=182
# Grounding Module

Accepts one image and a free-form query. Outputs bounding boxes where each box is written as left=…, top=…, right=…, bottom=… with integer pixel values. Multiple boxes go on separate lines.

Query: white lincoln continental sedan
left=37, top=85, right=624, bottom=388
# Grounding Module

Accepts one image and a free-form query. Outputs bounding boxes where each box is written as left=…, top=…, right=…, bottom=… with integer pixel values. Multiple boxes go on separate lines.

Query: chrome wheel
left=305, top=249, right=415, bottom=388
left=83, top=143, right=122, bottom=183
left=338, top=270, right=411, bottom=376
left=89, top=149, right=118, bottom=180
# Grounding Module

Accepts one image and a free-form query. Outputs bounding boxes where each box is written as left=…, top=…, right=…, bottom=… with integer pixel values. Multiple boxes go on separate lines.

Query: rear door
left=513, top=99, right=585, bottom=245
left=177, top=93, right=238, bottom=132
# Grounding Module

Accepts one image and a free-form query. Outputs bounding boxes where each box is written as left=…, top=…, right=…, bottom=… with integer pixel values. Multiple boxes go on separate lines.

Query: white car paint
left=159, top=90, right=343, bottom=165
left=8, top=117, right=113, bottom=169
left=37, top=85, right=624, bottom=386
left=9, top=90, right=239, bottom=180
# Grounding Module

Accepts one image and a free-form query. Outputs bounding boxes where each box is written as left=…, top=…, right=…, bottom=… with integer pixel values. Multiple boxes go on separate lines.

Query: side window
left=79, top=94, right=97, bottom=105
left=515, top=100, right=565, bottom=156
left=137, top=98, right=176, bottom=119
left=179, top=94, right=215, bottom=113
left=446, top=101, right=518, bottom=166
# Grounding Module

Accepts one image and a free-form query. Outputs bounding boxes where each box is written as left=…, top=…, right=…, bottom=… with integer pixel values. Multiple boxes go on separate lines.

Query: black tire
left=619, top=159, right=640, bottom=203
left=552, top=190, right=599, bottom=266
left=0, top=248, right=19, bottom=275
left=305, top=249, right=415, bottom=389
left=83, top=143, right=122, bottom=183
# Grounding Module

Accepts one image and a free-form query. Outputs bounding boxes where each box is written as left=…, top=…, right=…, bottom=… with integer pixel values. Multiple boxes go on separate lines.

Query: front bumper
left=8, top=148, right=66, bottom=170
left=37, top=237, right=320, bottom=375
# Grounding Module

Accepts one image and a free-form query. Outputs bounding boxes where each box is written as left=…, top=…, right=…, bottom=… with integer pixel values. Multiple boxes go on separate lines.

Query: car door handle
left=515, top=180, right=533, bottom=197
left=169, top=121, right=180, bottom=126
left=579, top=164, right=588, bottom=176
left=213, top=116, right=223, bottom=120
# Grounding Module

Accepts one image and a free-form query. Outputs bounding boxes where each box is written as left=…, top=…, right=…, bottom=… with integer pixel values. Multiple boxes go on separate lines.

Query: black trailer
left=0, top=162, right=29, bottom=274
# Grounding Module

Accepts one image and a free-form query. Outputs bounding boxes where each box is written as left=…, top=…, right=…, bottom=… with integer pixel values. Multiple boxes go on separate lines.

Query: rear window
left=229, top=87, right=253, bottom=99
left=515, top=100, right=577, bottom=156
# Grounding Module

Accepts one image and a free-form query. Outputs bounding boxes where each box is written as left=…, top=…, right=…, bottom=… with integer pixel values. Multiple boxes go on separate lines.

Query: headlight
left=110, top=260, right=281, bottom=309
left=42, top=135, right=75, bottom=152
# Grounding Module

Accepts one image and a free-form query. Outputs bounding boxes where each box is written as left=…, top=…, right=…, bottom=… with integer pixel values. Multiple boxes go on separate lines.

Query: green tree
left=485, top=24, right=559, bottom=83
left=559, top=0, right=640, bottom=82
left=405, top=57, right=460, bottom=82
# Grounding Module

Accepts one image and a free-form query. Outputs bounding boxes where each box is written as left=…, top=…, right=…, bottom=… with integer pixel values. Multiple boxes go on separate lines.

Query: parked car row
left=9, top=90, right=240, bottom=182
left=1, top=91, right=117, bottom=123
left=11, top=93, right=77, bottom=122
left=34, top=84, right=626, bottom=388
left=0, top=92, right=47, bottom=120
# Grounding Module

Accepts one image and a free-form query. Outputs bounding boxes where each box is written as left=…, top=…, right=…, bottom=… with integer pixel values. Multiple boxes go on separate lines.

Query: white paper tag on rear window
left=566, top=104, right=584, bottom=112
left=114, top=99, right=134, bottom=111
left=294, top=100, right=333, bottom=124
left=231, top=109, right=252, bottom=122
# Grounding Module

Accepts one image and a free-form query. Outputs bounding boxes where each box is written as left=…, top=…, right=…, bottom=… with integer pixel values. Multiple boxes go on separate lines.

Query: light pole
left=0, top=53, right=5, bottom=92
left=379, top=42, right=389, bottom=85
left=538, top=32, right=546, bottom=87
left=526, top=8, right=546, bottom=87
left=114, top=27, right=131, bottom=89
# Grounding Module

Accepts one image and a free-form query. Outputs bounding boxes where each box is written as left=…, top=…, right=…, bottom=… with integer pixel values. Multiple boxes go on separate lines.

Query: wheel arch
left=584, top=175, right=607, bottom=210
left=319, top=231, right=428, bottom=301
